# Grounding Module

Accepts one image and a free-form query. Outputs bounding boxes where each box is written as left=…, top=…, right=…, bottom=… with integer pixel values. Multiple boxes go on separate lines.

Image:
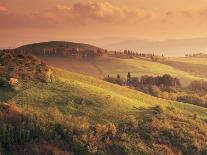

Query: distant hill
left=18, top=41, right=100, bottom=51
left=15, top=41, right=106, bottom=57
left=106, top=37, right=207, bottom=56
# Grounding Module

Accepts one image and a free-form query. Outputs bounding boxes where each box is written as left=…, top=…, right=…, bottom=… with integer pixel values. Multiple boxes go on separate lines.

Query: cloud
left=0, top=5, right=7, bottom=12
left=52, top=1, right=156, bottom=24
left=0, top=7, right=58, bottom=29
left=0, top=1, right=157, bottom=29
left=5, top=0, right=207, bottom=31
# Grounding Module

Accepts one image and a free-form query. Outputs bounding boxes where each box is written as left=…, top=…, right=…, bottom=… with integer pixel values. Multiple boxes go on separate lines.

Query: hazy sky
left=1, top=0, right=207, bottom=47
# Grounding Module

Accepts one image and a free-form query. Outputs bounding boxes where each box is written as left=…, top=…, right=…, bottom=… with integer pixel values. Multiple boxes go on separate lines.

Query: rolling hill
left=1, top=66, right=207, bottom=154
left=1, top=44, right=207, bottom=154
left=42, top=56, right=205, bottom=86
left=18, top=41, right=100, bottom=51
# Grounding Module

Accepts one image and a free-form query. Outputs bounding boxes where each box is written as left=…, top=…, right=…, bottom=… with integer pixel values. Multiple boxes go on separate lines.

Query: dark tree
left=117, top=74, right=120, bottom=79
left=127, top=72, right=131, bottom=83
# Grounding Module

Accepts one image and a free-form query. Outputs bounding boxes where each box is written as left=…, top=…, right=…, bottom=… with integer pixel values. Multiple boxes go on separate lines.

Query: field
left=41, top=56, right=104, bottom=79
left=168, top=57, right=207, bottom=65
left=1, top=52, right=207, bottom=154
left=42, top=56, right=205, bottom=86
left=1, top=66, right=207, bottom=154
left=2, top=67, right=207, bottom=123
left=162, top=57, right=207, bottom=79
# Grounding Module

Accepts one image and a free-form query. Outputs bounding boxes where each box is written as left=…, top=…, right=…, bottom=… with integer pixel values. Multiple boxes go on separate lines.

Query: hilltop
left=17, top=41, right=101, bottom=51
left=12, top=41, right=107, bottom=58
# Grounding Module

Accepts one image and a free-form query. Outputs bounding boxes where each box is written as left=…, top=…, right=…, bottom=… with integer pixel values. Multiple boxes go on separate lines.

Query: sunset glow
left=1, top=0, right=207, bottom=48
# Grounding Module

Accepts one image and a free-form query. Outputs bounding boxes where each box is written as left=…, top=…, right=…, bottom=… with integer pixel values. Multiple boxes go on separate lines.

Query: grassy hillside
left=168, top=57, right=207, bottom=65
left=18, top=41, right=100, bottom=51
left=42, top=57, right=205, bottom=86
left=42, top=57, right=104, bottom=79
left=1, top=66, right=207, bottom=154
left=162, top=57, right=207, bottom=79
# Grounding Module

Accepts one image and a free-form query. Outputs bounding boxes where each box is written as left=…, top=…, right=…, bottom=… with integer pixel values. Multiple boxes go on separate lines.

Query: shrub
left=188, top=80, right=207, bottom=93
left=130, top=77, right=139, bottom=87
left=87, top=123, right=117, bottom=153
left=159, top=92, right=177, bottom=101
left=159, top=91, right=168, bottom=99
left=129, top=115, right=138, bottom=130
left=0, top=77, right=8, bottom=87
left=104, top=76, right=125, bottom=85
left=149, top=85, right=160, bottom=97
left=177, top=94, right=206, bottom=107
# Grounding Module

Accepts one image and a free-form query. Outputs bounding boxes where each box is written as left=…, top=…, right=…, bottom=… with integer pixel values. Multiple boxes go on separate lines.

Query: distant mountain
left=105, top=38, right=207, bottom=56
left=17, top=41, right=100, bottom=51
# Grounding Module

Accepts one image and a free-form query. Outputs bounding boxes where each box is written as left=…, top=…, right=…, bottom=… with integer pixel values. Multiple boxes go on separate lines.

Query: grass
left=6, top=67, right=206, bottom=121
left=42, top=56, right=206, bottom=86
left=55, top=68, right=207, bottom=119
left=163, top=57, right=207, bottom=79
left=41, top=56, right=104, bottom=79
left=168, top=57, right=207, bottom=65
left=93, top=57, right=204, bottom=86
left=1, top=68, right=207, bottom=154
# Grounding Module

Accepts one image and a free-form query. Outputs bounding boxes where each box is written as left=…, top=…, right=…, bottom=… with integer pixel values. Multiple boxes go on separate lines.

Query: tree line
left=104, top=73, right=207, bottom=108
left=0, top=48, right=108, bottom=58
left=105, top=73, right=180, bottom=89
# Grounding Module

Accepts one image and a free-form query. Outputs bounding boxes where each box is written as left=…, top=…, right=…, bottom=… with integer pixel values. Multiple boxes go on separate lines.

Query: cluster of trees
left=0, top=51, right=54, bottom=90
left=105, top=73, right=207, bottom=108
left=188, top=80, right=207, bottom=94
left=177, top=94, right=207, bottom=107
left=185, top=53, right=207, bottom=58
left=176, top=80, right=207, bottom=107
left=139, top=74, right=181, bottom=88
left=1, top=47, right=107, bottom=58
left=113, top=50, right=164, bottom=61
left=105, top=73, right=180, bottom=89
left=104, top=73, right=181, bottom=99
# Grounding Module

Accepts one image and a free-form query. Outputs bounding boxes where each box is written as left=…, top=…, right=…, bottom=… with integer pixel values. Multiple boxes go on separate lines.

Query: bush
left=104, top=76, right=125, bottom=85
left=0, top=77, right=8, bottom=87
left=177, top=94, right=206, bottom=107
left=188, top=80, right=207, bottom=93
left=130, top=77, right=139, bottom=87
left=159, top=92, right=177, bottom=101
left=149, top=85, right=160, bottom=97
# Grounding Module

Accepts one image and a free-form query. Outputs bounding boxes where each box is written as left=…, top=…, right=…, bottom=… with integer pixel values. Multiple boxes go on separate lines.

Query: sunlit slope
left=2, top=68, right=207, bottom=154
left=163, top=57, right=207, bottom=78
left=47, top=68, right=207, bottom=119
left=93, top=57, right=204, bottom=86
left=6, top=68, right=207, bottom=124
left=168, top=57, right=207, bottom=65
left=41, top=57, right=104, bottom=79
left=42, top=57, right=205, bottom=86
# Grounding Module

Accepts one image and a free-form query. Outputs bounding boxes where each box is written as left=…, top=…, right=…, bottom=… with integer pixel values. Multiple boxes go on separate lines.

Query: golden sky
left=1, top=0, right=207, bottom=47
